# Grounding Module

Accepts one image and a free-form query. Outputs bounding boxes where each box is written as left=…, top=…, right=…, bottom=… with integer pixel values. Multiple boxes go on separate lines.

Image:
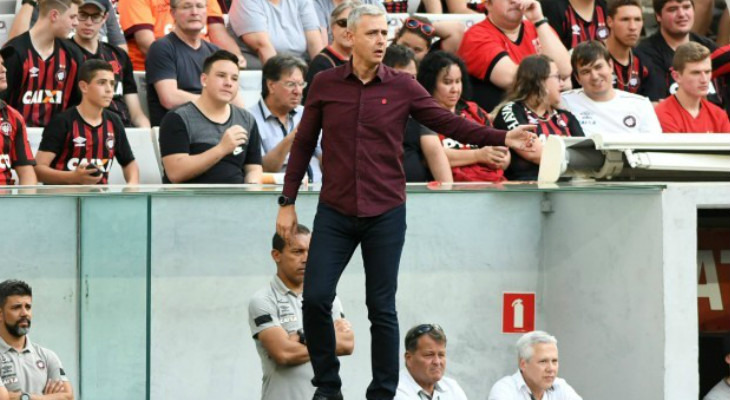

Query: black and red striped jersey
left=541, top=0, right=609, bottom=50
left=73, top=39, right=138, bottom=127
left=0, top=101, right=36, bottom=185
left=1, top=32, right=84, bottom=127
left=493, top=101, right=584, bottom=180
left=38, top=107, right=135, bottom=184
left=611, top=52, right=665, bottom=100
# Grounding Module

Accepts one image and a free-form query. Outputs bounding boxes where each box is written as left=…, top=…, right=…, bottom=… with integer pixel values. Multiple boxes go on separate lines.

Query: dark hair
left=0, top=280, right=32, bottom=307
left=673, top=41, right=710, bottom=72
left=202, top=50, right=240, bottom=74
left=394, top=15, right=433, bottom=46
left=383, top=44, right=417, bottom=70
left=404, top=324, right=447, bottom=352
left=39, top=0, right=83, bottom=16
left=261, top=54, right=308, bottom=99
left=503, top=54, right=554, bottom=106
left=272, top=224, right=311, bottom=252
left=79, top=59, right=114, bottom=83
left=607, top=0, right=642, bottom=17
left=417, top=51, right=471, bottom=100
left=652, top=0, right=693, bottom=15
left=570, top=40, right=611, bottom=72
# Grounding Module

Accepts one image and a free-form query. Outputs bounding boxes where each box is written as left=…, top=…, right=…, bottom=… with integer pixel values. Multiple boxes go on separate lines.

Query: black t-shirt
left=145, top=33, right=219, bottom=126
left=304, top=46, right=349, bottom=103
left=541, top=0, right=609, bottom=50
left=635, top=32, right=728, bottom=106
left=493, top=101, right=584, bottom=180
left=402, top=117, right=434, bottom=182
left=159, top=102, right=262, bottom=183
left=1, top=32, right=84, bottom=127
left=73, top=39, right=138, bottom=127
left=38, top=107, right=135, bottom=184
left=610, top=51, right=665, bottom=100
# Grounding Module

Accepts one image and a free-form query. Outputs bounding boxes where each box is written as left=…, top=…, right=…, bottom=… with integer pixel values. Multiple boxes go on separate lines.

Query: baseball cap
left=81, top=0, right=110, bottom=12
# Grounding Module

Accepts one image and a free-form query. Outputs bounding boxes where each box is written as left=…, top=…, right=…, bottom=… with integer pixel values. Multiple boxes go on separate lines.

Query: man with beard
left=0, top=280, right=73, bottom=400
left=489, top=331, right=582, bottom=400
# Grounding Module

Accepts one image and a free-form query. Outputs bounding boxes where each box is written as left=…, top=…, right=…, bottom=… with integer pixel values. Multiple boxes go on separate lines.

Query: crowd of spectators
left=0, top=0, right=727, bottom=185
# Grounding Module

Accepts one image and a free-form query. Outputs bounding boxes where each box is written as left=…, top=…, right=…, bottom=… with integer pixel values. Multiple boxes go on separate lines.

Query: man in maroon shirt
left=275, top=5, right=536, bottom=400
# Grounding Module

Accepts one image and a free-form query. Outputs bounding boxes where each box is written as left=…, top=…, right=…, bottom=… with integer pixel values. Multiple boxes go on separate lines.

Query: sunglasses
left=334, top=18, right=348, bottom=28
left=405, top=323, right=444, bottom=345
left=404, top=17, right=434, bottom=36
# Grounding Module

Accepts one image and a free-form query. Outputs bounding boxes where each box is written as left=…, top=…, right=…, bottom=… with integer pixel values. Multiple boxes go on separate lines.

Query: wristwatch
left=20, top=393, right=30, bottom=400
left=297, top=329, right=307, bottom=345
left=278, top=195, right=295, bottom=207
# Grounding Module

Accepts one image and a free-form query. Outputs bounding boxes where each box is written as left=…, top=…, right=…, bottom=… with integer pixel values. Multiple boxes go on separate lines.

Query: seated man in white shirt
left=561, top=41, right=662, bottom=137
left=395, top=324, right=468, bottom=400
left=489, top=331, right=582, bottom=400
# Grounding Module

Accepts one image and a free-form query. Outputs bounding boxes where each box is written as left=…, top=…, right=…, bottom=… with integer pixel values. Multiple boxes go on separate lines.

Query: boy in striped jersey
left=0, top=0, right=85, bottom=127
left=35, top=59, right=139, bottom=184
left=0, top=55, right=37, bottom=186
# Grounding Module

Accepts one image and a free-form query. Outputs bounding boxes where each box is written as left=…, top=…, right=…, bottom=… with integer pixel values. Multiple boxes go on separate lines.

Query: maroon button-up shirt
left=283, top=62, right=509, bottom=217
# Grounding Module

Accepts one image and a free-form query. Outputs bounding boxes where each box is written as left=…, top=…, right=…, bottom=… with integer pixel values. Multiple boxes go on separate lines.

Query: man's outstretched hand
left=505, top=125, right=538, bottom=151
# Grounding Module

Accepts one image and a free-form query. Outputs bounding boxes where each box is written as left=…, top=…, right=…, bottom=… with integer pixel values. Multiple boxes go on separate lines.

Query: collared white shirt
left=395, top=368, right=468, bottom=400
left=488, top=370, right=582, bottom=400
left=247, top=99, right=323, bottom=182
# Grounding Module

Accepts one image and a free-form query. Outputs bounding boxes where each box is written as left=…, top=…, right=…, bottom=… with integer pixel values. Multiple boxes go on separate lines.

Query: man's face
left=487, top=0, right=524, bottom=27
left=273, top=233, right=310, bottom=288
left=75, top=4, right=106, bottom=41
left=82, top=69, right=115, bottom=107
left=575, top=58, right=614, bottom=99
left=405, top=335, right=447, bottom=389
left=268, top=68, right=305, bottom=111
left=0, top=55, right=8, bottom=92
left=202, top=60, right=240, bottom=103
left=395, top=31, right=429, bottom=62
left=674, top=57, right=712, bottom=98
left=172, top=0, right=207, bottom=34
left=52, top=4, right=80, bottom=38
left=348, top=15, right=388, bottom=67
left=657, top=0, right=694, bottom=38
left=0, top=295, right=32, bottom=338
left=608, top=5, right=643, bottom=47
left=520, top=343, right=559, bottom=392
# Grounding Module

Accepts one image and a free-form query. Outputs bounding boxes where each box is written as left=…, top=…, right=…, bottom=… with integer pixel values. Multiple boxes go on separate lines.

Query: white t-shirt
left=394, top=368, right=468, bottom=400
left=488, top=370, right=582, bottom=400
left=704, top=378, right=730, bottom=400
left=560, top=89, right=662, bottom=137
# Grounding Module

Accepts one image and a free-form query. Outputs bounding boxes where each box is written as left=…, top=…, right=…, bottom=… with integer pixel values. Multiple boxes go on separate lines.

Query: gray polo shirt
left=249, top=275, right=344, bottom=400
left=228, top=0, right=320, bottom=61
left=0, top=336, right=68, bottom=394
left=247, top=99, right=322, bottom=183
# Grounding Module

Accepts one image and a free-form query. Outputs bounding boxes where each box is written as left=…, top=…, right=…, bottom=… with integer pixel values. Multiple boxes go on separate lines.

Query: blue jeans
left=303, top=202, right=406, bottom=400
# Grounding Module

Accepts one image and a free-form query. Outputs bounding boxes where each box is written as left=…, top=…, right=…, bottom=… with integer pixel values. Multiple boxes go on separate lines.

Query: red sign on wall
left=503, top=292, right=535, bottom=334
left=698, top=229, right=730, bottom=332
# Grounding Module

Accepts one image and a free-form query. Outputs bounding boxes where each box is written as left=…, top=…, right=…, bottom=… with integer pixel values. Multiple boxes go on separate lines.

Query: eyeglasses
left=334, top=18, right=348, bottom=28
left=405, top=323, right=444, bottom=345
left=279, top=81, right=307, bottom=90
left=78, top=11, right=105, bottom=22
left=404, top=17, right=435, bottom=37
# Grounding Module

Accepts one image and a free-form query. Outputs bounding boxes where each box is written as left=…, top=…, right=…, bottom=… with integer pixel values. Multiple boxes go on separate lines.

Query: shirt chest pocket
left=356, top=94, right=404, bottom=141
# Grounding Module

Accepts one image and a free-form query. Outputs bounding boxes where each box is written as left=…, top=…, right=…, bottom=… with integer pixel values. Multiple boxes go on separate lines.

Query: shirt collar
left=0, top=335, right=32, bottom=354
left=271, top=275, right=298, bottom=297
left=342, top=60, right=388, bottom=83
left=401, top=368, right=447, bottom=398
left=512, top=370, right=557, bottom=397
left=258, top=99, right=300, bottom=121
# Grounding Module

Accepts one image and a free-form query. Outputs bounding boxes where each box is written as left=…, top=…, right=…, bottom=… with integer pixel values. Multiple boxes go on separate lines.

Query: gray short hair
left=331, top=0, right=360, bottom=22
left=516, top=331, right=558, bottom=362
left=347, top=4, right=386, bottom=31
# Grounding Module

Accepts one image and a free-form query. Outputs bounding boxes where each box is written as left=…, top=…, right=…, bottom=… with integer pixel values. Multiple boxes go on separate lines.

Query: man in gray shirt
left=704, top=333, right=730, bottom=400
left=248, top=54, right=322, bottom=183
left=0, top=280, right=72, bottom=400
left=159, top=50, right=263, bottom=183
left=249, top=224, right=354, bottom=400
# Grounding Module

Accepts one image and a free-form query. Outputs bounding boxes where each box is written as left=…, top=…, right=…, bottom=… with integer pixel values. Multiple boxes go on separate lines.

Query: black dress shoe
left=312, top=391, right=343, bottom=400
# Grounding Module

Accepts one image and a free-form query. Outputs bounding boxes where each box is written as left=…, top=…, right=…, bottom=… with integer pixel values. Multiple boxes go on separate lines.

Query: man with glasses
left=159, top=50, right=263, bottom=184
left=69, top=0, right=150, bottom=128
left=0, top=0, right=85, bottom=127
left=249, top=55, right=322, bottom=183
left=395, top=324, right=467, bottom=400
left=489, top=331, right=581, bottom=400
left=145, top=0, right=247, bottom=126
